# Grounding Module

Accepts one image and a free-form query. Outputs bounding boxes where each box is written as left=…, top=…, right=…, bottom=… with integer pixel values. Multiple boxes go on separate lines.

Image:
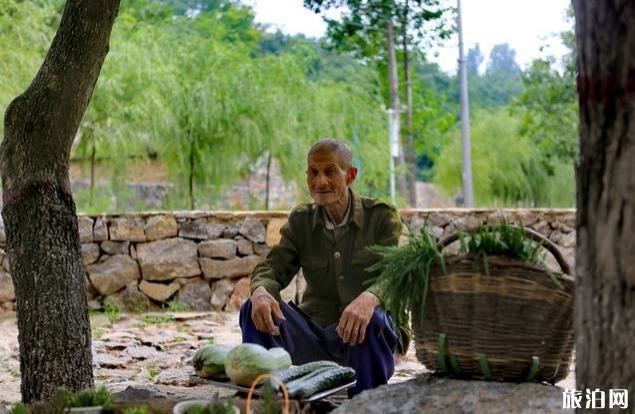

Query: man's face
left=306, top=151, right=357, bottom=207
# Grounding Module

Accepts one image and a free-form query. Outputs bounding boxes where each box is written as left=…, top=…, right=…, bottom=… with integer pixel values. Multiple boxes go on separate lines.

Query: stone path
left=0, top=311, right=574, bottom=407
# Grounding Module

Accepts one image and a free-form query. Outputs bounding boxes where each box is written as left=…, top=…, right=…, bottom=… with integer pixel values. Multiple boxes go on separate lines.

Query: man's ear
left=347, top=167, right=358, bottom=184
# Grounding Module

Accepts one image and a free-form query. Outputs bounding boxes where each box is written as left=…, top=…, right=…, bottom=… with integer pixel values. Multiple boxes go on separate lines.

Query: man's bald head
left=307, top=138, right=354, bottom=170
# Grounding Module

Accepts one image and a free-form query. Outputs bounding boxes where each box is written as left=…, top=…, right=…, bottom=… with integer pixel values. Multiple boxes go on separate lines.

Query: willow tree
left=573, top=0, right=635, bottom=407
left=0, top=0, right=120, bottom=402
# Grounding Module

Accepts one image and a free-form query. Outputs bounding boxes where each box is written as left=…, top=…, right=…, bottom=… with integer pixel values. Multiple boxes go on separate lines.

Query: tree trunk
left=386, top=21, right=408, bottom=201
left=0, top=0, right=120, bottom=402
left=189, top=131, right=195, bottom=210
left=402, top=3, right=417, bottom=207
left=573, top=0, right=635, bottom=410
left=90, top=139, right=96, bottom=204
left=265, top=151, right=272, bottom=210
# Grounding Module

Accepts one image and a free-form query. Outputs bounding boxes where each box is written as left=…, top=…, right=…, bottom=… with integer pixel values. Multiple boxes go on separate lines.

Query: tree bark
left=386, top=21, right=408, bottom=202
left=0, top=0, right=120, bottom=402
left=573, top=0, right=635, bottom=410
left=402, top=2, right=417, bottom=207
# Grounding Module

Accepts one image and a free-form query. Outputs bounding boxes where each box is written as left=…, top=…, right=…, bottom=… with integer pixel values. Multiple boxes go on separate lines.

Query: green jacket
left=250, top=189, right=402, bottom=327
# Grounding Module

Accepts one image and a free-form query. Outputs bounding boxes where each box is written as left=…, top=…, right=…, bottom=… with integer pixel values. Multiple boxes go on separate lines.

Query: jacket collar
left=312, top=188, right=364, bottom=231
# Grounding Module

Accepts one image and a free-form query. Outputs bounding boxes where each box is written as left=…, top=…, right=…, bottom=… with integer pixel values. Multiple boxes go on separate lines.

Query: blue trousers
left=239, top=299, right=397, bottom=397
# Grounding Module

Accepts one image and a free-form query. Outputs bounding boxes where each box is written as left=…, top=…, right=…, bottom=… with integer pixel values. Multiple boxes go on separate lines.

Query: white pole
left=387, top=109, right=397, bottom=204
left=458, top=0, right=474, bottom=207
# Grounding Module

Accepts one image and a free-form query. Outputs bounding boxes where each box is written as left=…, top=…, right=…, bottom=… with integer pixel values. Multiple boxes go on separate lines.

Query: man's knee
left=366, top=307, right=388, bottom=332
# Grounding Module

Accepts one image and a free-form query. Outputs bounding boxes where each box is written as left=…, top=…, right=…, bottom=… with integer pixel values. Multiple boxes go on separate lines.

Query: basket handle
left=437, top=225, right=572, bottom=275
left=246, top=373, right=291, bottom=414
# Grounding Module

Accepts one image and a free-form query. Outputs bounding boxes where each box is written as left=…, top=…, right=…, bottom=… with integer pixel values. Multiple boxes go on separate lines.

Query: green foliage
left=367, top=228, right=444, bottom=346
left=142, top=313, right=175, bottom=325
left=166, top=299, right=191, bottom=312
left=122, top=406, right=150, bottom=414
left=254, top=383, right=281, bottom=414
left=103, top=300, right=121, bottom=323
left=433, top=108, right=575, bottom=207
left=65, top=386, right=114, bottom=408
left=8, top=403, right=29, bottom=414
left=184, top=394, right=235, bottom=414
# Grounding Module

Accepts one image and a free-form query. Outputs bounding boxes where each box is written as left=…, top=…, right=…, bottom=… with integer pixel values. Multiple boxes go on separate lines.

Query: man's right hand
left=250, top=286, right=286, bottom=335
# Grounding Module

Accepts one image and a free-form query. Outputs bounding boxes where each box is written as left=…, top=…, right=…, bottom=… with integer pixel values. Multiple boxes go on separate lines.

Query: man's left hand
left=336, top=291, right=380, bottom=346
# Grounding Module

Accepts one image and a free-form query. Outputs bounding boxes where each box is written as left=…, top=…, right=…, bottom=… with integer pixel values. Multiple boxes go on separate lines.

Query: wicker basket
left=413, top=226, right=575, bottom=383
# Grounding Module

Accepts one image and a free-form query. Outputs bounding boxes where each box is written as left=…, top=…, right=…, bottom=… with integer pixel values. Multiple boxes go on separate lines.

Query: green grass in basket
left=457, top=222, right=563, bottom=289
left=366, top=228, right=445, bottom=341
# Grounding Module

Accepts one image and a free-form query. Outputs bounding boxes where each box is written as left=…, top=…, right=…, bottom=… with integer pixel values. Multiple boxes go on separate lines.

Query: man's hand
left=250, top=286, right=285, bottom=335
left=336, top=291, right=380, bottom=346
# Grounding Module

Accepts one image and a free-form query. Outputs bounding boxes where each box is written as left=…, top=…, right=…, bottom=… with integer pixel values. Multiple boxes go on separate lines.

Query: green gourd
left=224, top=344, right=292, bottom=386
left=192, top=344, right=233, bottom=379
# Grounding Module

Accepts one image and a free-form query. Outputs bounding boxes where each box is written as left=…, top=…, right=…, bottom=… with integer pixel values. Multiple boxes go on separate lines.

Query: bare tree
left=0, top=0, right=120, bottom=402
left=573, top=0, right=635, bottom=410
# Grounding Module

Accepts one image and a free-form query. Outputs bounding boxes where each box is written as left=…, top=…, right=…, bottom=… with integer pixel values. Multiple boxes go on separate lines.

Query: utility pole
left=386, top=108, right=400, bottom=205
left=457, top=0, right=474, bottom=207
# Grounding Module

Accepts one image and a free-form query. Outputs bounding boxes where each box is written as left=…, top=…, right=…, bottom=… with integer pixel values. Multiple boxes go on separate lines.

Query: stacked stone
left=0, top=209, right=577, bottom=313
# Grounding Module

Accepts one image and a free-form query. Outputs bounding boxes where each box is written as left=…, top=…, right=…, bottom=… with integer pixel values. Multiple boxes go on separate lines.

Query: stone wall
left=0, top=209, right=576, bottom=313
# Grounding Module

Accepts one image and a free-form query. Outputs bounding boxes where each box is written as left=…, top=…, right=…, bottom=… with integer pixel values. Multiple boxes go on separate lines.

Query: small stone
left=222, top=224, right=239, bottom=238
left=175, top=279, right=212, bottom=311
left=426, top=212, right=450, bottom=228
left=101, top=240, right=131, bottom=255
left=265, top=218, right=287, bottom=246
left=81, top=243, right=101, bottom=266
left=88, top=255, right=140, bottom=296
left=0, top=271, right=15, bottom=302
left=145, top=215, right=178, bottom=241
left=110, top=217, right=147, bottom=242
left=550, top=231, right=577, bottom=249
left=179, top=219, right=225, bottom=240
left=198, top=239, right=237, bottom=259
left=93, top=354, right=133, bottom=369
left=94, top=217, right=109, bottom=241
left=126, top=345, right=159, bottom=360
left=209, top=279, right=235, bottom=310
left=236, top=238, right=254, bottom=256
left=239, top=217, right=266, bottom=243
left=225, top=277, right=251, bottom=311
left=139, top=280, right=181, bottom=302
left=78, top=216, right=94, bottom=243
left=108, top=280, right=159, bottom=313
left=200, top=255, right=263, bottom=280
left=88, top=299, right=102, bottom=311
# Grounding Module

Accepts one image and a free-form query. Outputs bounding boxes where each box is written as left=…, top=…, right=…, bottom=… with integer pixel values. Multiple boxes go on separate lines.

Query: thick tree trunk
left=0, top=0, right=120, bottom=402
left=402, top=5, right=417, bottom=207
left=573, top=0, right=635, bottom=411
left=386, top=21, right=408, bottom=202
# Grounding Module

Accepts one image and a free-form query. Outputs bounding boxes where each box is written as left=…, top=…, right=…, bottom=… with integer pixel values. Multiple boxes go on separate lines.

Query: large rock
left=110, top=217, right=147, bottom=242
left=145, top=215, right=178, bottom=241
left=175, top=279, right=212, bottom=311
left=265, top=218, right=287, bottom=246
left=198, top=239, right=237, bottom=259
left=78, top=216, right=94, bottom=243
left=139, top=280, right=181, bottom=302
left=0, top=271, right=15, bottom=302
left=200, top=255, right=263, bottom=280
left=137, top=238, right=200, bottom=281
left=179, top=219, right=225, bottom=240
left=88, top=255, right=140, bottom=296
left=81, top=243, right=101, bottom=266
left=209, top=279, right=235, bottom=310
left=239, top=217, right=266, bottom=243
left=332, top=375, right=571, bottom=414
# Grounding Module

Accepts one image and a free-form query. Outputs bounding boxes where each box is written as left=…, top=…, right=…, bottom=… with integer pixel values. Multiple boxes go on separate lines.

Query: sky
left=246, top=0, right=573, bottom=74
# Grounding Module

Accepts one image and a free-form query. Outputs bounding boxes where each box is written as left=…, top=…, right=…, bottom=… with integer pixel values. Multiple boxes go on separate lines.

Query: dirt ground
left=0, top=311, right=574, bottom=407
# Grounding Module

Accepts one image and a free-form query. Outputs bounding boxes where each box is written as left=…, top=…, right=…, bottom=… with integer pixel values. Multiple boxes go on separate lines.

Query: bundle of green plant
left=457, top=222, right=563, bottom=289
left=367, top=228, right=445, bottom=343
left=184, top=394, right=235, bottom=414
left=254, top=384, right=281, bottom=414
left=8, top=386, right=114, bottom=414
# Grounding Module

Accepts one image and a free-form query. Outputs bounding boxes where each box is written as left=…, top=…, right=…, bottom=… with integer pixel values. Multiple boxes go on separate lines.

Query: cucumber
left=286, top=366, right=356, bottom=399
left=269, top=361, right=340, bottom=389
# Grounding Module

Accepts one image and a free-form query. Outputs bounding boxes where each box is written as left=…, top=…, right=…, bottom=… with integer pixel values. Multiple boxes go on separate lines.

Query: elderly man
left=239, top=138, right=402, bottom=396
